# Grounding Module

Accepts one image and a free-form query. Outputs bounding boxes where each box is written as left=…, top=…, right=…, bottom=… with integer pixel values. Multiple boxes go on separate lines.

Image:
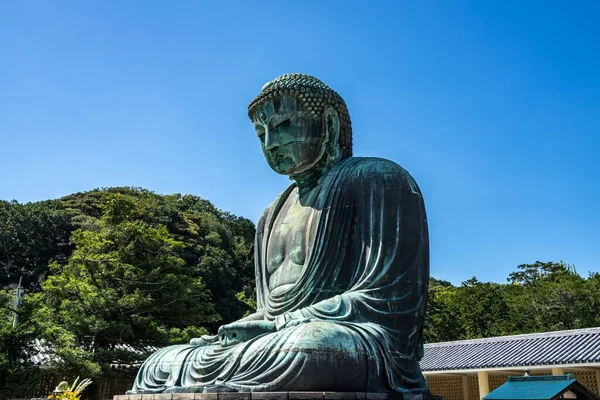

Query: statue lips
left=267, top=150, right=286, bottom=162
left=265, top=148, right=294, bottom=173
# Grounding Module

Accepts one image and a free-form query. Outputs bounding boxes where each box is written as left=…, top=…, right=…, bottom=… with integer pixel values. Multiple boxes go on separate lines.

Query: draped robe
left=129, top=157, right=430, bottom=394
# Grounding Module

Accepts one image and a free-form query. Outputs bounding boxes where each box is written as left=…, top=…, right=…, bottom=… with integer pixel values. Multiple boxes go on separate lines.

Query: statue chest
left=266, top=190, right=313, bottom=295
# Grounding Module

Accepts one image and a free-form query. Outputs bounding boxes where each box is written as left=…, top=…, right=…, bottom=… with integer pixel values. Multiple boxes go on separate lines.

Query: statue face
left=252, top=95, right=327, bottom=176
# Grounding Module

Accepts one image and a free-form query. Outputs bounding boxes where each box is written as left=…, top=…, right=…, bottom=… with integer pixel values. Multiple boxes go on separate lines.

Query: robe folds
left=129, top=157, right=430, bottom=394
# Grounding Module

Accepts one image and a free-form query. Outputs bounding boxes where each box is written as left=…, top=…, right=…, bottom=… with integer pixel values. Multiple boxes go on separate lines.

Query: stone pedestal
left=114, top=392, right=442, bottom=400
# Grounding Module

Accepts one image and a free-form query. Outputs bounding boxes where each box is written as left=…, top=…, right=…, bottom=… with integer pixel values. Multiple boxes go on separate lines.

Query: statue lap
left=133, top=322, right=376, bottom=393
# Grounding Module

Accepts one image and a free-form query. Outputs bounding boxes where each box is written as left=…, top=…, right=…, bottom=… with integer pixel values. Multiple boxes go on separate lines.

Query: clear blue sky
left=1, top=1, right=598, bottom=285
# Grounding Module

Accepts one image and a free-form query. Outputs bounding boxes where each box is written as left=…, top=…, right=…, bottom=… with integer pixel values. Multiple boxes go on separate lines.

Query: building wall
left=426, top=375, right=464, bottom=400
left=572, top=370, right=599, bottom=393
left=467, top=375, right=479, bottom=399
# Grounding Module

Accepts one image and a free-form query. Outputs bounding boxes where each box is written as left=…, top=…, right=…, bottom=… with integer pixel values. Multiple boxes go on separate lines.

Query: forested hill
left=426, top=264, right=600, bottom=343
left=0, top=188, right=259, bottom=393
left=0, top=187, right=257, bottom=330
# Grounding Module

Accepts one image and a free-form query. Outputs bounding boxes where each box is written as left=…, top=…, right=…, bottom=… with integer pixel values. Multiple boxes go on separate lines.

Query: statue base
left=115, top=392, right=441, bottom=400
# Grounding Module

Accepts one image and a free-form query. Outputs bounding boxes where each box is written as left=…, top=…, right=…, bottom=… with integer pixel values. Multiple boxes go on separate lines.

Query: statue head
left=248, top=74, right=352, bottom=177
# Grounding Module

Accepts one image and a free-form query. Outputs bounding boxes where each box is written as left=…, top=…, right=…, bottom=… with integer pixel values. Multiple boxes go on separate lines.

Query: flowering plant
left=48, top=377, right=93, bottom=400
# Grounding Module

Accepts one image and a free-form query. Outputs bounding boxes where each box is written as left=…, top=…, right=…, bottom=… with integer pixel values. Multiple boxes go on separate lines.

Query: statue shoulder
left=335, top=157, right=422, bottom=196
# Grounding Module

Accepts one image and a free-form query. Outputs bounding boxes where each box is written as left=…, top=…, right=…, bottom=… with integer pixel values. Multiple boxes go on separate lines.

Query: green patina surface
left=128, top=74, right=431, bottom=394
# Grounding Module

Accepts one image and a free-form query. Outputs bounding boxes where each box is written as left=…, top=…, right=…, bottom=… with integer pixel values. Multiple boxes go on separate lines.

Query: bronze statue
left=129, top=74, right=431, bottom=394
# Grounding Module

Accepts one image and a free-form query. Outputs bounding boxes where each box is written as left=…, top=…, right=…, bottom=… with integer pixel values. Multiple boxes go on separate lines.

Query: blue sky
left=1, top=1, right=598, bottom=285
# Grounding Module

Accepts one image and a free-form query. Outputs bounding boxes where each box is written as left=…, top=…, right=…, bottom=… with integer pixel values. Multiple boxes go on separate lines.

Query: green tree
left=505, top=261, right=595, bottom=332
left=424, top=283, right=462, bottom=342
left=0, top=288, right=50, bottom=399
left=1, top=187, right=256, bottom=396
left=454, top=277, right=511, bottom=339
left=32, top=194, right=220, bottom=397
left=0, top=200, right=74, bottom=288
left=1, top=188, right=256, bottom=326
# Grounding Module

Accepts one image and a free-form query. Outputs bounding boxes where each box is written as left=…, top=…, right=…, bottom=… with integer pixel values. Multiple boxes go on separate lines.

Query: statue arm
left=237, top=309, right=265, bottom=322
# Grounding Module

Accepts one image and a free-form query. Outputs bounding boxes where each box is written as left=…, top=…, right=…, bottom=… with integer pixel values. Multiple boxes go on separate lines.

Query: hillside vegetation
left=0, top=188, right=255, bottom=396
left=425, top=262, right=600, bottom=343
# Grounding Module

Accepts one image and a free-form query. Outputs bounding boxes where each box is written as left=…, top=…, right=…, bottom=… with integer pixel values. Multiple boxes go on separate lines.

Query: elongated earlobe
left=323, top=107, right=342, bottom=165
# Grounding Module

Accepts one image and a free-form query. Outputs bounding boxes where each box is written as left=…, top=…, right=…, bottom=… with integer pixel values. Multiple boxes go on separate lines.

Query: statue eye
left=255, top=125, right=265, bottom=141
left=275, top=118, right=291, bottom=129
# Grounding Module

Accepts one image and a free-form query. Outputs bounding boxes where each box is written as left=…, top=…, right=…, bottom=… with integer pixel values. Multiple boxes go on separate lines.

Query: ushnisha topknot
left=248, top=73, right=353, bottom=158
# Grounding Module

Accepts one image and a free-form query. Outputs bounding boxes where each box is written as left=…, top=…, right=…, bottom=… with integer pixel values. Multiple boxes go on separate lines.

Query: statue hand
left=279, top=317, right=313, bottom=330
left=217, top=320, right=276, bottom=347
left=190, top=334, right=219, bottom=346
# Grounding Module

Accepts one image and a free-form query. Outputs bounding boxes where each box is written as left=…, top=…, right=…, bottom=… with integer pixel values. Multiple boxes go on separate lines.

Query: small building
left=483, top=374, right=600, bottom=400
left=421, top=327, right=600, bottom=399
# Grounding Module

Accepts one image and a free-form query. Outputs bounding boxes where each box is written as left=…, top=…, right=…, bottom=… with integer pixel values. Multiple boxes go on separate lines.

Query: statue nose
left=265, top=128, right=280, bottom=151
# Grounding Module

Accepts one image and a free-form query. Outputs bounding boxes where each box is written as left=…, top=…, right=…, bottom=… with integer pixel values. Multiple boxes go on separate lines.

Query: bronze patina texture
left=128, top=74, right=431, bottom=394
left=115, top=392, right=442, bottom=400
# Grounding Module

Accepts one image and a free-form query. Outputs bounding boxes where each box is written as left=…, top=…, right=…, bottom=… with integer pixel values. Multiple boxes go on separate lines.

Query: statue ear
left=323, top=107, right=341, bottom=162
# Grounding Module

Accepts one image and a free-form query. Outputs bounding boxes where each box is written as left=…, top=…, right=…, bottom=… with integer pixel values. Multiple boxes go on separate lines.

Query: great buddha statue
left=128, top=74, right=431, bottom=395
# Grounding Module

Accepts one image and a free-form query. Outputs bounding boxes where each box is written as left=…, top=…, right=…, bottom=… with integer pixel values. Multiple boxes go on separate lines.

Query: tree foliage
left=423, top=261, right=600, bottom=342
left=0, top=188, right=256, bottom=397
left=0, top=200, right=74, bottom=289
left=0, top=288, right=49, bottom=398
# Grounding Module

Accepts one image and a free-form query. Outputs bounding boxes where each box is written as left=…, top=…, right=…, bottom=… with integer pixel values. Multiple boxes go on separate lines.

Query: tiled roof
left=420, top=327, right=600, bottom=372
